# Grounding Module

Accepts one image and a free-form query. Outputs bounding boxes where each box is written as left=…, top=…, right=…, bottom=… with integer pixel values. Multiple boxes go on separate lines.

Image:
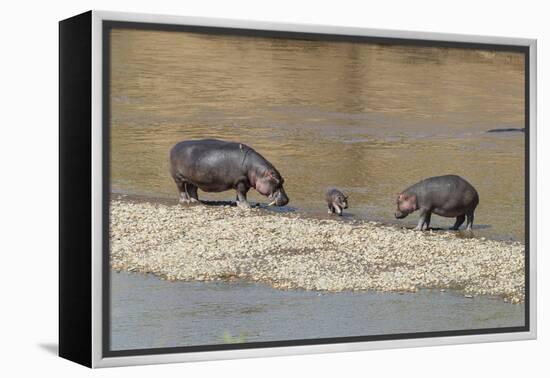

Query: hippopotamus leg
left=327, top=204, right=341, bottom=214
left=466, top=211, right=474, bottom=231
left=173, top=175, right=199, bottom=204
left=178, top=190, right=190, bottom=204
left=414, top=209, right=431, bottom=231
left=235, top=182, right=251, bottom=209
left=175, top=179, right=190, bottom=204
left=424, top=211, right=431, bottom=229
left=186, top=183, right=200, bottom=203
left=450, top=214, right=466, bottom=230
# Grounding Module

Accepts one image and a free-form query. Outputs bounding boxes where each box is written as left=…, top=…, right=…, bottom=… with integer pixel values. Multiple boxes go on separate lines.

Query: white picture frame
left=59, top=10, right=537, bottom=368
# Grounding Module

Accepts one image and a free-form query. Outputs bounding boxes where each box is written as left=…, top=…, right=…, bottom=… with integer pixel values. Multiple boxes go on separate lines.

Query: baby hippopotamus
left=326, top=189, right=348, bottom=216
left=395, top=175, right=479, bottom=231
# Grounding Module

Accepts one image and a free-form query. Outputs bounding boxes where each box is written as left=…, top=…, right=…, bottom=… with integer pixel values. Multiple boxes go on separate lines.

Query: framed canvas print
left=59, top=10, right=537, bottom=368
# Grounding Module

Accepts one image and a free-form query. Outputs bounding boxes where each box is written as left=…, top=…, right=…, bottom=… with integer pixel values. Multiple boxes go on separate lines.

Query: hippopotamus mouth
left=395, top=211, right=408, bottom=219
left=267, top=189, right=289, bottom=207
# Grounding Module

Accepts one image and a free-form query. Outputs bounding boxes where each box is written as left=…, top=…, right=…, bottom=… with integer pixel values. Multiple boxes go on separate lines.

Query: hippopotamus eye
left=265, top=170, right=281, bottom=184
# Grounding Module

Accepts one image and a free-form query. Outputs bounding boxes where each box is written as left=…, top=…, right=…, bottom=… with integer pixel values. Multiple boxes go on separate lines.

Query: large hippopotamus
left=395, top=175, right=479, bottom=231
left=169, top=139, right=289, bottom=208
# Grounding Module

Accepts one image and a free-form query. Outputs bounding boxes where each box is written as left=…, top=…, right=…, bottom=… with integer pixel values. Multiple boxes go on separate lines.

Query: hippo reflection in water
left=170, top=139, right=289, bottom=208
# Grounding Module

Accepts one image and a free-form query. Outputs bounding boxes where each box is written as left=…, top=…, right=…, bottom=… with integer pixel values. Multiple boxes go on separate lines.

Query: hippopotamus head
left=329, top=190, right=348, bottom=209
left=254, top=169, right=289, bottom=207
left=395, top=192, right=417, bottom=219
left=336, top=194, right=349, bottom=210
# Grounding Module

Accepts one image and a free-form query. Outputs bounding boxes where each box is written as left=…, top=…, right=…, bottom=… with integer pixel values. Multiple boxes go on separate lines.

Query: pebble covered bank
left=110, top=199, right=525, bottom=304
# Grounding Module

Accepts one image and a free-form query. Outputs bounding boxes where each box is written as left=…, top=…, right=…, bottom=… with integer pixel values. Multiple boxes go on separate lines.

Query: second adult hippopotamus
left=395, top=175, right=479, bottom=231
left=169, top=139, right=289, bottom=208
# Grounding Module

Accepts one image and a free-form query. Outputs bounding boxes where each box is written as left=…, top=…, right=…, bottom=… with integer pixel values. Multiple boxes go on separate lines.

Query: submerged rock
left=486, top=128, right=525, bottom=133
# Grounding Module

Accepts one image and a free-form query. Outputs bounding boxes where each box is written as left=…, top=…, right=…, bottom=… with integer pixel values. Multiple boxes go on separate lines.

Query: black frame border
left=59, top=11, right=93, bottom=367
left=101, top=20, right=531, bottom=358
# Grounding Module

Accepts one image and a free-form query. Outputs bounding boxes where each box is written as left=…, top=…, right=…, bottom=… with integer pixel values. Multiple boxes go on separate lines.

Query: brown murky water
left=109, top=29, right=525, bottom=241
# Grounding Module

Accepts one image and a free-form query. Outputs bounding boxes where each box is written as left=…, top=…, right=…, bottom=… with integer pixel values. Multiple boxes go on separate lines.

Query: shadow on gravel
left=199, top=200, right=297, bottom=213
left=399, top=224, right=493, bottom=239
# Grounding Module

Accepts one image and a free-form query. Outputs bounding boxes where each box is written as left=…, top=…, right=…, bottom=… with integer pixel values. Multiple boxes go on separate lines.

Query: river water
left=111, top=272, right=524, bottom=351
left=110, top=28, right=526, bottom=241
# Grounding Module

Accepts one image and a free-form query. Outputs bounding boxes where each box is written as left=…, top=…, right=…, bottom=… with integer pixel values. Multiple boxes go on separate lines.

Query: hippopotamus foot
left=326, top=198, right=343, bottom=215
left=175, top=180, right=200, bottom=205
left=185, top=184, right=200, bottom=203
left=327, top=205, right=342, bottom=216
left=180, top=198, right=201, bottom=205
left=237, top=200, right=251, bottom=209
left=179, top=198, right=200, bottom=205
left=179, top=191, right=191, bottom=204
left=235, top=184, right=252, bottom=209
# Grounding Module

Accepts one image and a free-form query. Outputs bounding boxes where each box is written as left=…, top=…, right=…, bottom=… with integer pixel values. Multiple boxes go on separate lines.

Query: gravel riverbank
left=110, top=198, right=525, bottom=303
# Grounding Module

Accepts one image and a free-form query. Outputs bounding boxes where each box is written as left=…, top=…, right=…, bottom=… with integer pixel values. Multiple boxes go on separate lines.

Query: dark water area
left=110, top=271, right=524, bottom=351
left=110, top=29, right=525, bottom=241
